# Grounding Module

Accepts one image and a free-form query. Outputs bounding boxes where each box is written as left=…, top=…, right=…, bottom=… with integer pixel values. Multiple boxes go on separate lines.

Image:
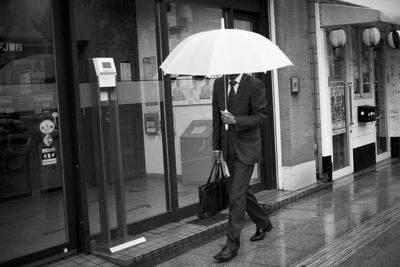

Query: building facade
left=313, top=0, right=400, bottom=181
left=0, top=0, right=399, bottom=265
left=273, top=0, right=400, bottom=190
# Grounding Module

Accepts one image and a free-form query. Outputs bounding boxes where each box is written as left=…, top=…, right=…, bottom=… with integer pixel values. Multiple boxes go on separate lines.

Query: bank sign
left=0, top=43, right=23, bottom=53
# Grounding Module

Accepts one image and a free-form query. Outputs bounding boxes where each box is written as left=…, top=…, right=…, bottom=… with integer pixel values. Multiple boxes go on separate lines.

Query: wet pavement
left=44, top=159, right=400, bottom=266
left=154, top=160, right=400, bottom=266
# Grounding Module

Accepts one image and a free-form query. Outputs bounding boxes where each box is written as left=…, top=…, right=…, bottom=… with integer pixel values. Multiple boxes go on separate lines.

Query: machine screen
left=102, top=62, right=112, bottom=69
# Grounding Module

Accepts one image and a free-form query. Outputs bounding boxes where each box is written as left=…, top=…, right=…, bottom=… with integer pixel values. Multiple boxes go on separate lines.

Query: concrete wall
left=274, top=0, right=316, bottom=189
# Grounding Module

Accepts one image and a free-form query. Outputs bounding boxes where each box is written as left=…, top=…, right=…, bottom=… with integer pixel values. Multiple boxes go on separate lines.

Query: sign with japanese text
left=330, top=81, right=346, bottom=135
left=41, top=146, right=57, bottom=165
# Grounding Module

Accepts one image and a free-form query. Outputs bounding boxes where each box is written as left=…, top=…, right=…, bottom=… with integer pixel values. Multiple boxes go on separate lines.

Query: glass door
left=165, top=1, right=222, bottom=208
left=374, top=45, right=389, bottom=160
left=0, top=0, right=69, bottom=263
left=73, top=0, right=169, bottom=242
left=327, top=28, right=352, bottom=178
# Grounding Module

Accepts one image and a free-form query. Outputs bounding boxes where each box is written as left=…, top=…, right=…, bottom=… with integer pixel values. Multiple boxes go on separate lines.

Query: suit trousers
left=225, top=131, right=271, bottom=251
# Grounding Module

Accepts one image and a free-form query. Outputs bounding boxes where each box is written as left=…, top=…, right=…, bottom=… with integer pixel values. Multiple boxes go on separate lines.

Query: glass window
left=0, top=0, right=67, bottom=262
left=73, top=0, right=167, bottom=239
left=352, top=27, right=372, bottom=97
left=351, top=27, right=360, bottom=94
left=361, top=41, right=371, bottom=94
left=374, top=46, right=388, bottom=154
left=166, top=1, right=222, bottom=208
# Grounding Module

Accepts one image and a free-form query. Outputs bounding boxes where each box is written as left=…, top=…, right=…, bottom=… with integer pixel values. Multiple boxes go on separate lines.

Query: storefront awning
left=339, top=0, right=400, bottom=15
left=320, top=2, right=400, bottom=27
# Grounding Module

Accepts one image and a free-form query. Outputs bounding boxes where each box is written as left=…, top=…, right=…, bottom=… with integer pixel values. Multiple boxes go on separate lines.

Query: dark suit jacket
left=212, top=74, right=267, bottom=165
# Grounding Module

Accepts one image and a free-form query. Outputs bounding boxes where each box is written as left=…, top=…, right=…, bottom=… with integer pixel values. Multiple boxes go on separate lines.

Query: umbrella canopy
left=160, top=22, right=293, bottom=76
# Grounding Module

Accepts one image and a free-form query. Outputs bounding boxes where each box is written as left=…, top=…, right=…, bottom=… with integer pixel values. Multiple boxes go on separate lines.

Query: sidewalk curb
left=93, top=181, right=331, bottom=266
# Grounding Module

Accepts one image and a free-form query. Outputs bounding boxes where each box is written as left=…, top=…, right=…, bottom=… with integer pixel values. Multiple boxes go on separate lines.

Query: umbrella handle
left=224, top=110, right=228, bottom=130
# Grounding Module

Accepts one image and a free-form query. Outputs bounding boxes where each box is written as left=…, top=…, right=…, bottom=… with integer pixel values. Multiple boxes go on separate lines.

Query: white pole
left=268, top=0, right=283, bottom=189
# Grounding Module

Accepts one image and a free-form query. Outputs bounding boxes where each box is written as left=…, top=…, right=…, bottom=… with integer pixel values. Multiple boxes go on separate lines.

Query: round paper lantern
left=329, top=29, right=346, bottom=48
left=362, top=27, right=380, bottom=47
left=387, top=30, right=400, bottom=49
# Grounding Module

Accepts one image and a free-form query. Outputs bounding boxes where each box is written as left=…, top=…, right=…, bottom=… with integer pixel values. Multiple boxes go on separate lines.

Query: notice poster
left=41, top=146, right=57, bottom=165
left=330, top=81, right=346, bottom=135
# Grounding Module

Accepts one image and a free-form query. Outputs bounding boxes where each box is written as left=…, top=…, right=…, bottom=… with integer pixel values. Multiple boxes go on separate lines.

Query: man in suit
left=212, top=73, right=273, bottom=262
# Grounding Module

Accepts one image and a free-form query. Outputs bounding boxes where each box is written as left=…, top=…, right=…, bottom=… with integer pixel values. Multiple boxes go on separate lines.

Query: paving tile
left=375, top=226, right=400, bottom=243
left=271, top=208, right=323, bottom=220
left=71, top=256, right=88, bottom=264
left=237, top=245, right=312, bottom=266
left=46, top=263, right=64, bottom=267
left=134, top=254, right=144, bottom=265
left=156, top=251, right=221, bottom=266
left=98, top=261, right=118, bottom=267
left=62, top=261, right=80, bottom=267
left=291, top=219, right=353, bottom=239
left=265, top=232, right=331, bottom=251
left=320, top=209, right=371, bottom=227
left=90, top=256, right=107, bottom=264
left=188, top=238, right=225, bottom=257
left=268, top=217, right=310, bottom=233
left=80, top=261, right=99, bottom=267
left=346, top=241, right=389, bottom=261
left=357, top=237, right=400, bottom=267
left=336, top=255, right=368, bottom=267
left=222, top=261, right=273, bottom=267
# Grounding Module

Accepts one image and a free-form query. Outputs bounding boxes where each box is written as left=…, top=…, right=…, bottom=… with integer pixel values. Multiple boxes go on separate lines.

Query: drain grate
left=186, top=213, right=228, bottom=226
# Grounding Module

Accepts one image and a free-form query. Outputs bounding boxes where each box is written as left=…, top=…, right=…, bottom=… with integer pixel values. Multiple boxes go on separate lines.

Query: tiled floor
left=45, top=253, right=118, bottom=267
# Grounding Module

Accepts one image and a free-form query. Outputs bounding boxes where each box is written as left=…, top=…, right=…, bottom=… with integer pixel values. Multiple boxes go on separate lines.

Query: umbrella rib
left=247, top=35, right=267, bottom=72
left=161, top=28, right=293, bottom=76
left=207, top=30, right=223, bottom=77
left=162, top=34, right=197, bottom=75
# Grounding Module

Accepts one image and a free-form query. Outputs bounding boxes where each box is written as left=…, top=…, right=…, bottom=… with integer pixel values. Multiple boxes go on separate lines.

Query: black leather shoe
left=214, top=246, right=238, bottom=262
left=250, top=224, right=273, bottom=242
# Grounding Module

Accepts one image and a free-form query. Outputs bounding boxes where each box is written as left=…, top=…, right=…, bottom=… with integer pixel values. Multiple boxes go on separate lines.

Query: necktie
left=228, top=80, right=236, bottom=111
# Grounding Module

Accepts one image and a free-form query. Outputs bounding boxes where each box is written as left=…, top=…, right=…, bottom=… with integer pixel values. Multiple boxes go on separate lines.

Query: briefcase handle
left=206, top=160, right=225, bottom=184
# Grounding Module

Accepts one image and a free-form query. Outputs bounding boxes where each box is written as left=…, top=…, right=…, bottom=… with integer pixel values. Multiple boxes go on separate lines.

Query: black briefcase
left=198, top=161, right=230, bottom=219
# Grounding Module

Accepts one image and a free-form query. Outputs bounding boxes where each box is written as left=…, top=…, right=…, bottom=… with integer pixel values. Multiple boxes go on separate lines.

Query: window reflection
left=0, top=0, right=66, bottom=262
left=361, top=43, right=370, bottom=94
left=167, top=2, right=222, bottom=207
left=327, top=30, right=349, bottom=171
left=352, top=27, right=372, bottom=97
left=74, top=0, right=167, bottom=238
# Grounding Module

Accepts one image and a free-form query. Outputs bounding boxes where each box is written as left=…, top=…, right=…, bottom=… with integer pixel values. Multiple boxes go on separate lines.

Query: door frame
left=230, top=6, right=277, bottom=191
left=2, top=0, right=83, bottom=265
left=374, top=44, right=390, bottom=162
left=333, top=25, right=354, bottom=180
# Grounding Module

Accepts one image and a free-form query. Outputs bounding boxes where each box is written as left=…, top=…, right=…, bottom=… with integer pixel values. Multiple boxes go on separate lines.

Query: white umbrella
left=160, top=19, right=293, bottom=129
left=160, top=19, right=293, bottom=76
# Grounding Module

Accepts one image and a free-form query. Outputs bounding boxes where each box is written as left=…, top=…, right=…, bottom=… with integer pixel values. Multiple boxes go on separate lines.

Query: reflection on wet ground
left=157, top=161, right=400, bottom=266
left=46, top=160, right=400, bottom=266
